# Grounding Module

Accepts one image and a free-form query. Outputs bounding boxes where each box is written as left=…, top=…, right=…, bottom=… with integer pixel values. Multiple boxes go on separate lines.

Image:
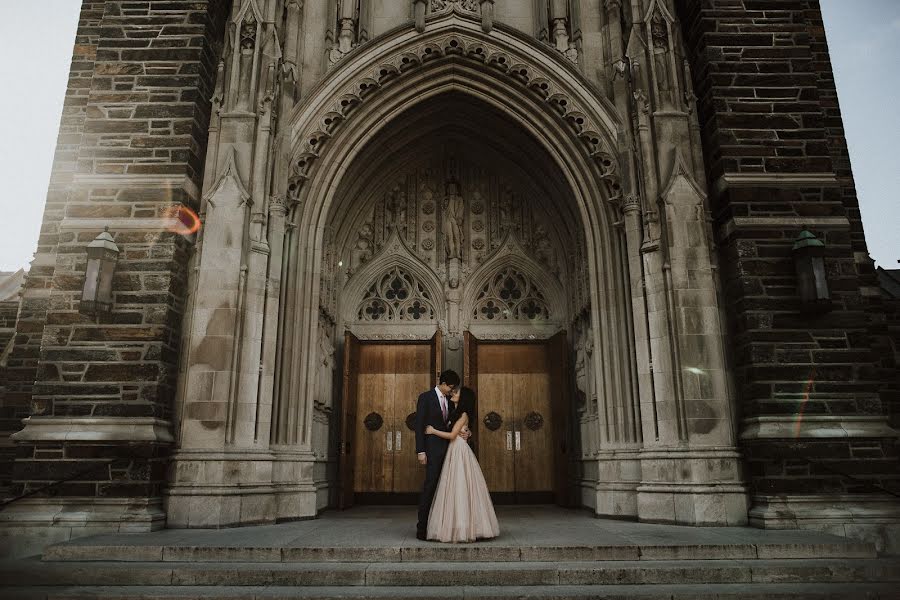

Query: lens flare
left=165, top=205, right=201, bottom=236
left=794, top=371, right=816, bottom=438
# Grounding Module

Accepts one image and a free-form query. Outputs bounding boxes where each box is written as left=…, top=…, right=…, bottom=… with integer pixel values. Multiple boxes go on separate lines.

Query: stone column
left=625, top=0, right=748, bottom=526
left=166, top=0, right=295, bottom=528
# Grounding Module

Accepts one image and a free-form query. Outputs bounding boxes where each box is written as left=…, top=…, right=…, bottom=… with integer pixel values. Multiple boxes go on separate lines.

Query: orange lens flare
left=165, top=205, right=201, bottom=236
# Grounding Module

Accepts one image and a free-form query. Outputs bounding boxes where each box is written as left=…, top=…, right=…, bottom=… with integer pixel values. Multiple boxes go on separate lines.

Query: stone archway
left=268, top=11, right=634, bottom=515
left=167, top=8, right=747, bottom=527
left=276, top=9, right=626, bottom=447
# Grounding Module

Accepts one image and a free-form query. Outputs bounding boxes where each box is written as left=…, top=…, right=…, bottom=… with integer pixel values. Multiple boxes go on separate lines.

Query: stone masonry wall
left=678, top=0, right=899, bottom=505
left=0, top=2, right=105, bottom=497
left=7, top=0, right=227, bottom=519
left=0, top=298, right=21, bottom=494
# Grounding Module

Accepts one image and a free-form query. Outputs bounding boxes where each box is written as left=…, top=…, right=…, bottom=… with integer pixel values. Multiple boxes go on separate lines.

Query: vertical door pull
left=395, top=431, right=401, bottom=451
left=515, top=430, right=521, bottom=452
left=386, top=431, right=393, bottom=452
left=506, top=431, right=513, bottom=450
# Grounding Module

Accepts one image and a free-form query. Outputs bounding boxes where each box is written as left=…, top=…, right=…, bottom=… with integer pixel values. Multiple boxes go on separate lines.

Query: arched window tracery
left=472, top=267, right=550, bottom=321
left=356, top=266, right=437, bottom=322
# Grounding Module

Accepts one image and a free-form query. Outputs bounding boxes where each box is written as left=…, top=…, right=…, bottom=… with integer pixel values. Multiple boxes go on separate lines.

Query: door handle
left=506, top=431, right=513, bottom=451
left=395, top=431, right=401, bottom=451
left=386, top=431, right=393, bottom=452
left=515, top=430, right=521, bottom=452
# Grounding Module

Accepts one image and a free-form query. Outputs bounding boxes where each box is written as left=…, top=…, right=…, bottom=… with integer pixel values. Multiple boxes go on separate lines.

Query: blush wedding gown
left=426, top=433, right=500, bottom=542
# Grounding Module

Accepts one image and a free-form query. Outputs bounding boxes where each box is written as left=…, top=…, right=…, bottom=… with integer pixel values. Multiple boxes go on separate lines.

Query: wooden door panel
left=471, top=341, right=556, bottom=497
left=475, top=341, right=516, bottom=493
left=514, top=371, right=554, bottom=492
left=392, top=345, right=430, bottom=493
left=353, top=371, right=393, bottom=492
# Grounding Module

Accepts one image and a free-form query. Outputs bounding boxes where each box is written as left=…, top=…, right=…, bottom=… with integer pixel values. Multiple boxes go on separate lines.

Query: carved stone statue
left=385, top=185, right=407, bottom=237
left=650, top=12, right=673, bottom=108
left=442, top=179, right=465, bottom=260
left=317, top=319, right=335, bottom=408
left=350, top=222, right=373, bottom=273
left=533, top=225, right=556, bottom=274
left=574, top=325, right=588, bottom=411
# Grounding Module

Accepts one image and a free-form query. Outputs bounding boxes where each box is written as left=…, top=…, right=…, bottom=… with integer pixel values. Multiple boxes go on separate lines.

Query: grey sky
left=0, top=1, right=896, bottom=271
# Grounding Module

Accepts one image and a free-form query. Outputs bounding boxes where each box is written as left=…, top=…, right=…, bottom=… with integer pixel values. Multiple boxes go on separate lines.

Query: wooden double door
left=465, top=332, right=569, bottom=504
left=340, top=330, right=569, bottom=507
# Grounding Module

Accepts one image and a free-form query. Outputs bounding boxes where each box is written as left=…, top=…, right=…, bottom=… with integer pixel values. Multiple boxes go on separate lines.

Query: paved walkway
left=56, top=505, right=858, bottom=550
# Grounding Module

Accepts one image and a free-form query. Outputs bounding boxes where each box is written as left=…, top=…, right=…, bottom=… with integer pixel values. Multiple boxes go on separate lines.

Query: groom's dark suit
left=415, top=387, right=454, bottom=535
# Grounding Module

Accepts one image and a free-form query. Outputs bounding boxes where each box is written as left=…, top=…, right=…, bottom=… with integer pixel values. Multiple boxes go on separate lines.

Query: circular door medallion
left=483, top=411, right=502, bottom=431
left=363, top=411, right=384, bottom=431
left=524, top=411, right=544, bottom=431
left=405, top=412, right=417, bottom=431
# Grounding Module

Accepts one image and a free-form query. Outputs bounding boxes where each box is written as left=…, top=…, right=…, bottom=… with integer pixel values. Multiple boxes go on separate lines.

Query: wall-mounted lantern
left=79, top=227, right=119, bottom=315
left=792, top=229, right=831, bottom=312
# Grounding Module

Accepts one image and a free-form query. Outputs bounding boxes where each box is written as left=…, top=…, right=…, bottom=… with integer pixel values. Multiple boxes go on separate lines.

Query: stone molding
left=740, top=415, right=899, bottom=440
left=59, top=217, right=186, bottom=232
left=287, top=12, right=622, bottom=202
left=11, top=417, right=174, bottom=443
left=749, top=494, right=900, bottom=553
left=719, top=216, right=851, bottom=239
left=713, top=172, right=840, bottom=196
left=71, top=173, right=201, bottom=202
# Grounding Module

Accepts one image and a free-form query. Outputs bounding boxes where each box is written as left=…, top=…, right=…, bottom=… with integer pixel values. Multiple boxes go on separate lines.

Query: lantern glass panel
left=83, top=257, right=100, bottom=304
left=97, top=253, right=116, bottom=309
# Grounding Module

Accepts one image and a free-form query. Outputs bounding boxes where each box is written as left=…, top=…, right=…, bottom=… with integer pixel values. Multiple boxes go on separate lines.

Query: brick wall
left=7, top=0, right=227, bottom=510
left=0, top=2, right=105, bottom=496
left=678, top=0, right=899, bottom=500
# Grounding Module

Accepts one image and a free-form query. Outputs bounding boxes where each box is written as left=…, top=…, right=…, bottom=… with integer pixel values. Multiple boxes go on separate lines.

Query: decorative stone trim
left=749, top=494, right=900, bottom=553
left=71, top=173, right=200, bottom=201
left=714, top=172, right=840, bottom=195
left=288, top=14, right=621, bottom=204
left=740, top=416, right=899, bottom=440
left=59, top=217, right=186, bottom=232
left=719, top=216, right=851, bottom=239
left=11, top=417, right=174, bottom=443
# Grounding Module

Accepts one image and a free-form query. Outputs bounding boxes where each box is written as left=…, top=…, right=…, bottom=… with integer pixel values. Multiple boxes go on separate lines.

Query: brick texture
left=6, top=0, right=227, bottom=505
left=678, top=0, right=899, bottom=498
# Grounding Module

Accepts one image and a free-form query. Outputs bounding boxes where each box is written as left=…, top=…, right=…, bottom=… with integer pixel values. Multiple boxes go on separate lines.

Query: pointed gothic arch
left=340, top=228, right=446, bottom=339
left=461, top=232, right=565, bottom=339
left=274, top=10, right=634, bottom=451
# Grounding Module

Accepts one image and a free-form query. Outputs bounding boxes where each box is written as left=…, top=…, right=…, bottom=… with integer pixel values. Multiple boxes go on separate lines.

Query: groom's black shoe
left=416, top=530, right=427, bottom=541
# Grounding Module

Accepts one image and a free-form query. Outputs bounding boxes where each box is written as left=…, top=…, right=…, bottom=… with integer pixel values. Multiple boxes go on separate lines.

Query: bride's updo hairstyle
left=450, top=386, right=476, bottom=426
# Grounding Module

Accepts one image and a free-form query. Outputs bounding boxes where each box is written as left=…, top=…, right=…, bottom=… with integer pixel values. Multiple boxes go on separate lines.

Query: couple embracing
left=415, top=369, right=500, bottom=543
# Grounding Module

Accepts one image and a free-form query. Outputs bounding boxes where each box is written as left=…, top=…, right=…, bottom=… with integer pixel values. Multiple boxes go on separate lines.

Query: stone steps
left=3, top=558, right=899, bottom=587
left=40, top=540, right=879, bottom=563
left=6, top=535, right=894, bottom=599
left=2, top=583, right=899, bottom=599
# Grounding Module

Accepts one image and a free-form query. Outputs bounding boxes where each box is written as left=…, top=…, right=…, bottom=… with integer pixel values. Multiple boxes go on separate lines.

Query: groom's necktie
left=440, top=395, right=447, bottom=422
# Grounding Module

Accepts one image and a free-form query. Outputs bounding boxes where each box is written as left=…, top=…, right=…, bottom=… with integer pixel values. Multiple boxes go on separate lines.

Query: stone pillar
left=624, top=0, right=748, bottom=526
left=166, top=0, right=322, bottom=527
left=0, top=0, right=227, bottom=554
left=678, top=0, right=900, bottom=549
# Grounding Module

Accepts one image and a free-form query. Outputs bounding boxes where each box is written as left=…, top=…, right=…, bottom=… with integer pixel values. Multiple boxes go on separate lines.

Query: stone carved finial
left=269, top=195, right=289, bottom=216
left=621, top=194, right=641, bottom=215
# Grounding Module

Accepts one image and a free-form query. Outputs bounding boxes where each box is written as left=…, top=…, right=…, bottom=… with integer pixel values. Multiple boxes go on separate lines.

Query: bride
left=425, top=386, right=500, bottom=542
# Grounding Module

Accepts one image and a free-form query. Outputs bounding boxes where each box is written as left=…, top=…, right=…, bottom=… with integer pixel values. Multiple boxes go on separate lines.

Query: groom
left=414, top=368, right=468, bottom=540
